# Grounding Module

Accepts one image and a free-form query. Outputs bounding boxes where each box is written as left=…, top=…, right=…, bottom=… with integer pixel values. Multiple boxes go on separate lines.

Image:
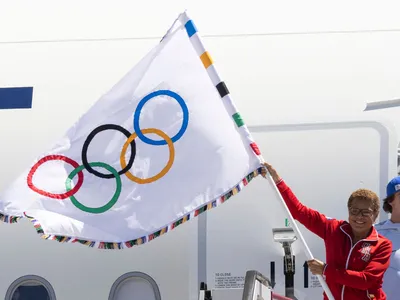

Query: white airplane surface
left=1, top=1, right=400, bottom=300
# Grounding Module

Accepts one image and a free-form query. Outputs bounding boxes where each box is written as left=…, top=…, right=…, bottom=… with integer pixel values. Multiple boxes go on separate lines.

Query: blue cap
left=385, top=176, right=400, bottom=200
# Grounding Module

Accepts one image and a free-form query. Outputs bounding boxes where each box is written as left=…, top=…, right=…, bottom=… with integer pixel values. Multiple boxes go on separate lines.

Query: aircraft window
left=5, top=275, right=56, bottom=300
left=108, top=272, right=161, bottom=300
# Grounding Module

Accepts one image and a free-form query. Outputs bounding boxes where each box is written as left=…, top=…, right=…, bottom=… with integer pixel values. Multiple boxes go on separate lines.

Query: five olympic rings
left=27, top=90, right=189, bottom=214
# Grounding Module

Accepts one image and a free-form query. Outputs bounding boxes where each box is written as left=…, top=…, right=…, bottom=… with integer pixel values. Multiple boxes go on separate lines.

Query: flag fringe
left=0, top=213, right=21, bottom=224
left=4, top=167, right=263, bottom=250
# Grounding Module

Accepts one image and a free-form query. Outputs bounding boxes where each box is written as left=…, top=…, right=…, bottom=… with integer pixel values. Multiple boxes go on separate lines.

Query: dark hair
left=347, top=189, right=380, bottom=214
left=383, top=195, right=394, bottom=213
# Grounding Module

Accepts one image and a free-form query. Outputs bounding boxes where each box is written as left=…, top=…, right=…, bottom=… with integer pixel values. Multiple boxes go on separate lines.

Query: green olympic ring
left=65, top=162, right=122, bottom=214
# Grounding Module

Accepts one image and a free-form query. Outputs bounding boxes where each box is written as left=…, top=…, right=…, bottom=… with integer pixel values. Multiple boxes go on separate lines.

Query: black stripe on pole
left=216, top=82, right=229, bottom=98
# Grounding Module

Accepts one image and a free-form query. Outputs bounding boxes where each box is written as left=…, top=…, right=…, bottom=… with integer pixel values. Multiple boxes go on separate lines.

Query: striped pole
left=180, top=12, right=262, bottom=159
left=180, top=11, right=335, bottom=300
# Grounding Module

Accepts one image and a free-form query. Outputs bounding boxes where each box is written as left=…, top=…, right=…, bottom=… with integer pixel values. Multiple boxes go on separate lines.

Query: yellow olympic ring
left=120, top=128, right=175, bottom=184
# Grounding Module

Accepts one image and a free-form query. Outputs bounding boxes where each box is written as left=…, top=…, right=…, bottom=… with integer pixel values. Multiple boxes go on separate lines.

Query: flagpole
left=179, top=11, right=335, bottom=300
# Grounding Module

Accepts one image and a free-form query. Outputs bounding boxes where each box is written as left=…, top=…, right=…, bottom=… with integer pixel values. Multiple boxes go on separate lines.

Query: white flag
left=0, top=12, right=263, bottom=249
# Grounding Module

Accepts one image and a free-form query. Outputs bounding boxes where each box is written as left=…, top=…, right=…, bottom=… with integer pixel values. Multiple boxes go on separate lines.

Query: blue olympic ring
left=133, top=90, right=189, bottom=146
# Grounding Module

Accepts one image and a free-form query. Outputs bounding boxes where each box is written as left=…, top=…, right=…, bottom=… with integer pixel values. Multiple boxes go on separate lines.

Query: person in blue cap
left=375, top=176, right=400, bottom=300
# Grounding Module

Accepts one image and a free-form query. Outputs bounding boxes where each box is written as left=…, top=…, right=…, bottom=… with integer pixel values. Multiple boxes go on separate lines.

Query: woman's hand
left=307, top=258, right=326, bottom=275
left=261, top=162, right=282, bottom=184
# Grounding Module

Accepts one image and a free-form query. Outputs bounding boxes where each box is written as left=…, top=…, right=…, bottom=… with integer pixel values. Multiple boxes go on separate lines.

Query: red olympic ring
left=27, top=155, right=84, bottom=200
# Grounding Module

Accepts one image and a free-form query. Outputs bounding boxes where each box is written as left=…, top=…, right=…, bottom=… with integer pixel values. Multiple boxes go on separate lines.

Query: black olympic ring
left=81, top=124, right=136, bottom=179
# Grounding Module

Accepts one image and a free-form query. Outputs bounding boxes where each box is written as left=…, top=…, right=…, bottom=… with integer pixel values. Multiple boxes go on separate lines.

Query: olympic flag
left=0, top=12, right=263, bottom=249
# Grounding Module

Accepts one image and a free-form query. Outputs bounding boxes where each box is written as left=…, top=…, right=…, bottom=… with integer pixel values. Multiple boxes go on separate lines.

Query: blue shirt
left=375, top=219, right=400, bottom=300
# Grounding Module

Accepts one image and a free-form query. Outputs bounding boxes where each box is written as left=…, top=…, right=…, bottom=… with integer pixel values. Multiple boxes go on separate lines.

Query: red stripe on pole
left=250, top=142, right=261, bottom=155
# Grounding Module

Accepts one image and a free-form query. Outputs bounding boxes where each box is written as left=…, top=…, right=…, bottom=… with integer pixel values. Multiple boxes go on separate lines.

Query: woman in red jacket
left=262, top=162, right=392, bottom=300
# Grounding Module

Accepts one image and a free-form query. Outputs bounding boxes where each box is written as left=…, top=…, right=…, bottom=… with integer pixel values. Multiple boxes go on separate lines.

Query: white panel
left=0, top=218, right=192, bottom=300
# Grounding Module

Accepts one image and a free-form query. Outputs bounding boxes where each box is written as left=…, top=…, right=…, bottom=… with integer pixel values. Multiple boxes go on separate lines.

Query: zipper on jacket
left=340, top=228, right=363, bottom=300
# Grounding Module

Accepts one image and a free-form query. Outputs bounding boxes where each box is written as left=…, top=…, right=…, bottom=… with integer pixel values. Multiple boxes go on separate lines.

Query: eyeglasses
left=349, top=207, right=374, bottom=217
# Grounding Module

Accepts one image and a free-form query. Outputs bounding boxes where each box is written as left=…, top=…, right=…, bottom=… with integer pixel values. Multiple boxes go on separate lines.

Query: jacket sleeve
left=323, top=239, right=392, bottom=289
left=276, top=179, right=335, bottom=240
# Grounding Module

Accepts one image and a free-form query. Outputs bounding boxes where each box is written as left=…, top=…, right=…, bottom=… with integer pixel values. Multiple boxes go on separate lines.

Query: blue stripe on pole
left=0, top=87, right=33, bottom=109
left=185, top=20, right=197, bottom=38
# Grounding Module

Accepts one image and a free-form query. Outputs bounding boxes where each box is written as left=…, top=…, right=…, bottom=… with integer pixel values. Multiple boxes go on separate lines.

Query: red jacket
left=276, top=179, right=392, bottom=300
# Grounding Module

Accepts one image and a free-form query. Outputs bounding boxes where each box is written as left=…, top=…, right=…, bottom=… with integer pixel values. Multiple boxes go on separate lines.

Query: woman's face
left=348, top=198, right=376, bottom=237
